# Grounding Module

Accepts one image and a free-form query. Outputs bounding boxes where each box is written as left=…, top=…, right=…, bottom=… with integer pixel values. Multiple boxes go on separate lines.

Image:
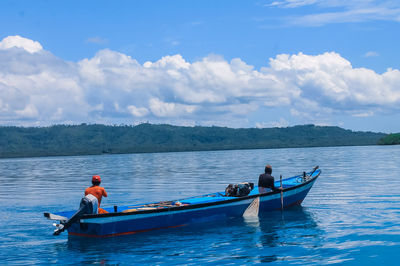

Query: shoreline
left=0, top=143, right=391, bottom=160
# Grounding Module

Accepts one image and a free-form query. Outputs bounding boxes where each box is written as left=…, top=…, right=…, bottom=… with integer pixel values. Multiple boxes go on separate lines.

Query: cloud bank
left=1, top=35, right=399, bottom=127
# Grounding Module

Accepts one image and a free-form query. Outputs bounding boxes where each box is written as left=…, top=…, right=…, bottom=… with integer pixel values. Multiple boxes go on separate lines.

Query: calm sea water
left=0, top=145, right=399, bottom=265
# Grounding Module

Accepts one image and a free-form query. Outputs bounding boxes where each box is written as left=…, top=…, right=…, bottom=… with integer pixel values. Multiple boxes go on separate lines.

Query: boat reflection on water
left=63, top=206, right=321, bottom=264
left=241, top=206, right=322, bottom=263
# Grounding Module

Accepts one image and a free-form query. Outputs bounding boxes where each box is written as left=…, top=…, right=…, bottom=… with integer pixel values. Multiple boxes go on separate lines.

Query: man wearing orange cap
left=85, top=175, right=108, bottom=214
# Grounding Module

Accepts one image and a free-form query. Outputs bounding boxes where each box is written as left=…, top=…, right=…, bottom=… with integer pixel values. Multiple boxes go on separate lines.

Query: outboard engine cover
left=53, top=194, right=99, bottom=235
left=80, top=194, right=98, bottom=215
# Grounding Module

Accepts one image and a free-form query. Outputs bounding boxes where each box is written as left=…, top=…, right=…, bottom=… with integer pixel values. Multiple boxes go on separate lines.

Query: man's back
left=85, top=186, right=107, bottom=206
left=258, top=173, right=275, bottom=190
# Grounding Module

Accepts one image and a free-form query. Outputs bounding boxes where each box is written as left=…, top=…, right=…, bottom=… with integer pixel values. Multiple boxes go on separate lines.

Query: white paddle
left=243, top=197, right=260, bottom=217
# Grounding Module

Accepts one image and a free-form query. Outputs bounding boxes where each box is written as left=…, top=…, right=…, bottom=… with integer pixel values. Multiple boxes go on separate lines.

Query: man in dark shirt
left=258, top=164, right=278, bottom=193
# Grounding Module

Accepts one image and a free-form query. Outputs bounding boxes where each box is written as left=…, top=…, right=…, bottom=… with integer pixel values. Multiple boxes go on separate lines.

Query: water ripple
left=1, top=145, right=400, bottom=265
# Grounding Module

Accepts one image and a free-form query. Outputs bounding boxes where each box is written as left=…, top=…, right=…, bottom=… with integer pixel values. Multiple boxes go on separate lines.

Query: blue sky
left=0, top=0, right=399, bottom=132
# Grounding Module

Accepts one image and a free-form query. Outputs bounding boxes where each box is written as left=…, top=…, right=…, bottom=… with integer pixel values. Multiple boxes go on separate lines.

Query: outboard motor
left=53, top=194, right=98, bottom=235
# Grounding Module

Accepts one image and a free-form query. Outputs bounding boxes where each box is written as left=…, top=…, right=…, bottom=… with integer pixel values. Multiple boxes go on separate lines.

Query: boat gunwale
left=79, top=170, right=321, bottom=220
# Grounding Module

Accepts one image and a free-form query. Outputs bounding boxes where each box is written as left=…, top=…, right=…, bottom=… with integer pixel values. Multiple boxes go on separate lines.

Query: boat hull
left=67, top=176, right=318, bottom=237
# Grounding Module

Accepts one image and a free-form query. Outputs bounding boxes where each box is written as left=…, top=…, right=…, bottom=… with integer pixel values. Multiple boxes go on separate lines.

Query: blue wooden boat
left=44, top=167, right=320, bottom=238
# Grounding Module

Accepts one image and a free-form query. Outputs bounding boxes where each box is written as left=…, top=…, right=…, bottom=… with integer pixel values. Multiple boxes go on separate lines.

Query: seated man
left=258, top=164, right=279, bottom=193
left=85, top=175, right=108, bottom=214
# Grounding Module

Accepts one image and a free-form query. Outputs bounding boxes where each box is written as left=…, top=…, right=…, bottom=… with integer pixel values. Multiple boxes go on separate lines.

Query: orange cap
left=92, top=175, right=101, bottom=183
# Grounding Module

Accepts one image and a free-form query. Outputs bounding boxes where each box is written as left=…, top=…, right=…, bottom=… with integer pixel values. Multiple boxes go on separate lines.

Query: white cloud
left=267, top=0, right=317, bottom=8
left=256, top=118, right=289, bottom=128
left=265, top=0, right=400, bottom=26
left=364, top=51, right=379, bottom=57
left=164, top=37, right=180, bottom=47
left=0, top=35, right=42, bottom=53
left=14, top=103, right=39, bottom=118
left=85, top=36, right=109, bottom=45
left=349, top=111, right=374, bottom=117
left=1, top=35, right=400, bottom=127
left=148, top=98, right=196, bottom=117
left=127, top=105, right=149, bottom=117
left=0, top=36, right=91, bottom=124
left=268, top=52, right=400, bottom=109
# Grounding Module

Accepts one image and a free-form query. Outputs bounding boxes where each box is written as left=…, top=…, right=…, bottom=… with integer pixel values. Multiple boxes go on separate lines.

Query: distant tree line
left=0, top=123, right=388, bottom=158
left=378, top=133, right=400, bottom=145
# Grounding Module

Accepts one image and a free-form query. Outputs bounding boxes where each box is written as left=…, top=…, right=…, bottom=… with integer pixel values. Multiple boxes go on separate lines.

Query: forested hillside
left=378, top=133, right=400, bottom=145
left=0, top=124, right=386, bottom=158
